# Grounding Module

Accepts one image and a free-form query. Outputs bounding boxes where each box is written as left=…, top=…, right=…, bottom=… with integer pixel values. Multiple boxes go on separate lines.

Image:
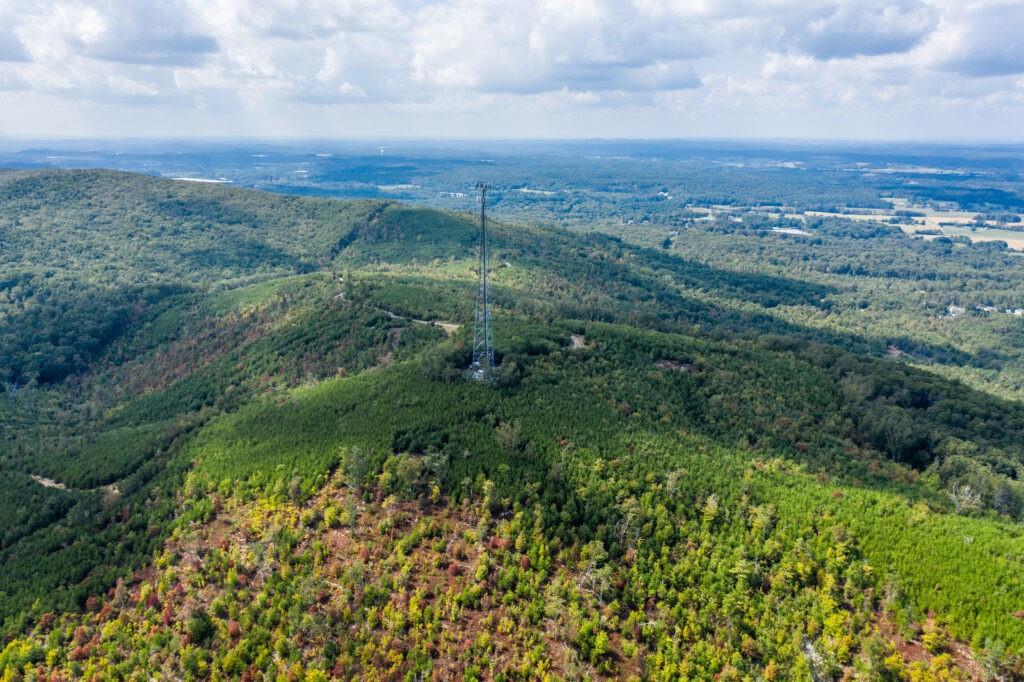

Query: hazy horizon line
left=3, top=135, right=1024, bottom=148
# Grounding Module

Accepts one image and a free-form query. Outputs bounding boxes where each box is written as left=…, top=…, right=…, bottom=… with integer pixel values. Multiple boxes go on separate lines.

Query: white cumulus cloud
left=0, top=0, right=1021, bottom=138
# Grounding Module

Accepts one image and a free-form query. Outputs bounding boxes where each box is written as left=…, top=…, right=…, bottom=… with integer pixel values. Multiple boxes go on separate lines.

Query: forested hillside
left=3, top=169, right=1024, bottom=679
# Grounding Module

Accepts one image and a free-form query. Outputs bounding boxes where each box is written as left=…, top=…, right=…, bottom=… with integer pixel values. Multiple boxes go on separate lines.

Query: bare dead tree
left=947, top=480, right=982, bottom=514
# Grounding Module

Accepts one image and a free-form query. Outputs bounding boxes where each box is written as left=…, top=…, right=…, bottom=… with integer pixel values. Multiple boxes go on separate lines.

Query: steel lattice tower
left=471, top=182, right=495, bottom=381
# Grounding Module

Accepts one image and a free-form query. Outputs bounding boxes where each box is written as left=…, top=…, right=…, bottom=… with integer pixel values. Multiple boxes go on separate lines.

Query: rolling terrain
left=2, top=169, right=1024, bottom=679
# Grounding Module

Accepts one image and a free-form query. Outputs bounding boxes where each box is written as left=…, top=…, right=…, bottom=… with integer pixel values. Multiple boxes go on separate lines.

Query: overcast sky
left=1, top=0, right=1023, bottom=140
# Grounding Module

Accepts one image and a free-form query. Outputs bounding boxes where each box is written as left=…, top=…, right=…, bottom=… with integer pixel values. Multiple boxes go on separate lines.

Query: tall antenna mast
left=471, top=182, right=495, bottom=381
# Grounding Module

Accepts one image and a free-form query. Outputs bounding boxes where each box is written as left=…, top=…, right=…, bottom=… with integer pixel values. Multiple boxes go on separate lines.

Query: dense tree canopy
left=3, top=168, right=1024, bottom=678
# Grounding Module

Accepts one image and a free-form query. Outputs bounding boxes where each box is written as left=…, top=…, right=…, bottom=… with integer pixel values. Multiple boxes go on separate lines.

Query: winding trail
left=31, top=474, right=121, bottom=501
left=31, top=474, right=66, bottom=490
left=336, top=291, right=461, bottom=336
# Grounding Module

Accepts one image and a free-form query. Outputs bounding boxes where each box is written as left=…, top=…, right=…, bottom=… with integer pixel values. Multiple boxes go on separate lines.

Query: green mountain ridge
left=2, top=169, right=1024, bottom=678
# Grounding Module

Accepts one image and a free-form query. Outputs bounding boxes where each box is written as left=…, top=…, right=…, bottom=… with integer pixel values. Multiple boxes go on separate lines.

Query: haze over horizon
left=2, top=0, right=1023, bottom=141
